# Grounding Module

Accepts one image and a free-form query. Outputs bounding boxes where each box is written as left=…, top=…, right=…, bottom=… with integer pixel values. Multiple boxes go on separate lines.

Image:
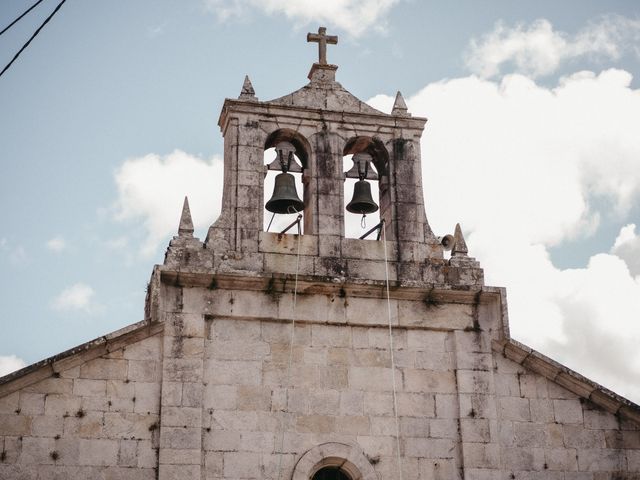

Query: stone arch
left=292, top=442, right=379, bottom=480
left=262, top=129, right=311, bottom=233
left=265, top=128, right=311, bottom=169
left=342, top=136, right=390, bottom=239
left=343, top=136, right=388, bottom=176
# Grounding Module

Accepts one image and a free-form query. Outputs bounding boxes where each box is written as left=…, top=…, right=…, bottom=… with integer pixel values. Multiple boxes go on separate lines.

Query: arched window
left=343, top=137, right=389, bottom=240
left=343, top=153, right=380, bottom=239
left=263, top=129, right=310, bottom=235
left=263, top=143, right=305, bottom=233
left=311, top=467, right=351, bottom=480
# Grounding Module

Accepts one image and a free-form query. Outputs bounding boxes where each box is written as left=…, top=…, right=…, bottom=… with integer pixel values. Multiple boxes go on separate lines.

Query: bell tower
left=161, top=27, right=483, bottom=284
left=150, top=27, right=487, bottom=480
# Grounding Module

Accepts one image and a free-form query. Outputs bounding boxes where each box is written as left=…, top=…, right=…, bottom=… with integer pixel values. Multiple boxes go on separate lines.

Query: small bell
left=265, top=172, right=304, bottom=214
left=346, top=179, right=378, bottom=214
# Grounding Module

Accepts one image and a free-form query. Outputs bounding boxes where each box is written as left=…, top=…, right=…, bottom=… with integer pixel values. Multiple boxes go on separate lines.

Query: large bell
left=265, top=172, right=304, bottom=214
left=346, top=179, right=378, bottom=214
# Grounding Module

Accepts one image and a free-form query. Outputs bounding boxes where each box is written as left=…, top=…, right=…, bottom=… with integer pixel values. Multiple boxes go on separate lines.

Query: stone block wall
left=155, top=278, right=489, bottom=480
left=199, top=314, right=464, bottom=479
left=0, top=333, right=163, bottom=479
left=493, top=354, right=640, bottom=479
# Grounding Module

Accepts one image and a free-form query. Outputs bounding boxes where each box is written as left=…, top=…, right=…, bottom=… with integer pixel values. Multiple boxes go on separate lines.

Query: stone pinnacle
left=451, top=223, right=468, bottom=256
left=391, top=91, right=410, bottom=116
left=178, top=196, right=194, bottom=237
left=239, top=75, right=257, bottom=101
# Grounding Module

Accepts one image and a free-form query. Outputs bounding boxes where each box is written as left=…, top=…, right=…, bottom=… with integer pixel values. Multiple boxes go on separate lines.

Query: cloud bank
left=113, top=150, right=223, bottom=257
left=204, top=0, right=399, bottom=37
left=466, top=16, right=640, bottom=78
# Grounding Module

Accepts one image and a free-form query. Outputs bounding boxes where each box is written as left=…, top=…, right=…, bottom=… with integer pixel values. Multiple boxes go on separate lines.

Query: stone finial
left=178, top=196, right=194, bottom=237
left=391, top=91, right=410, bottom=117
left=451, top=223, right=468, bottom=257
left=239, top=75, right=257, bottom=101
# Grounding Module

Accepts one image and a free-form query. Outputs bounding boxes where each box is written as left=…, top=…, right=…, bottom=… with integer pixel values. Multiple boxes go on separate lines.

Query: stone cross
left=307, top=27, right=338, bottom=65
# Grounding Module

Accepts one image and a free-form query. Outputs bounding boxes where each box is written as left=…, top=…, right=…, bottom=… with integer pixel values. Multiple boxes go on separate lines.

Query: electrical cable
left=0, top=0, right=68, bottom=79
left=0, top=0, right=45, bottom=37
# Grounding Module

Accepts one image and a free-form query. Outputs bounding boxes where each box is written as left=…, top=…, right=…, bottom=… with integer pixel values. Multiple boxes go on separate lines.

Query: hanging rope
left=275, top=229, right=302, bottom=480
left=382, top=221, right=403, bottom=480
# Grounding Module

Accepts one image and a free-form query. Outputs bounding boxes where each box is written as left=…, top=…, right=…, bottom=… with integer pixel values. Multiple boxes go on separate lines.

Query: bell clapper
left=361, top=214, right=367, bottom=229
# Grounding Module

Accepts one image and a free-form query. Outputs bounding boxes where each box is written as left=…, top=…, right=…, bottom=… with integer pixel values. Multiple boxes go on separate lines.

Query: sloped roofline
left=0, top=319, right=163, bottom=398
left=493, top=337, right=640, bottom=424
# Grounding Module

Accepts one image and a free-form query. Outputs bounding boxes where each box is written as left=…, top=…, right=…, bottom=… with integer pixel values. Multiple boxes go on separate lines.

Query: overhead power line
left=0, top=0, right=46, bottom=37
left=0, top=0, right=68, bottom=79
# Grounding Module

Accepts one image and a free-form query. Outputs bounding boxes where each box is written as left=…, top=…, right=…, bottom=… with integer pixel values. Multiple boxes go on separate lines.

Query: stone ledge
left=493, top=338, right=640, bottom=422
left=158, top=269, right=497, bottom=305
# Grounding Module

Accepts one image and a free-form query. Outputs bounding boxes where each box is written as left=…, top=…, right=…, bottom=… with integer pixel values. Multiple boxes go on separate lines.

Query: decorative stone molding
left=292, top=442, right=379, bottom=480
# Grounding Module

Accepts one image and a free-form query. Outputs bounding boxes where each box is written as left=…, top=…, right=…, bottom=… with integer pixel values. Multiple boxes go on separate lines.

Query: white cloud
left=466, top=16, right=640, bottom=78
left=0, top=355, right=26, bottom=377
left=612, top=224, right=640, bottom=276
left=51, top=283, right=97, bottom=314
left=46, top=236, right=66, bottom=253
left=204, top=0, right=399, bottom=37
left=368, top=66, right=640, bottom=402
left=113, top=150, right=223, bottom=257
left=549, top=253, right=640, bottom=401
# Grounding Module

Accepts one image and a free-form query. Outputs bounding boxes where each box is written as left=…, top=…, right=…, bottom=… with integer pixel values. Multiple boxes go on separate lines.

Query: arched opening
left=311, top=467, right=352, bottom=480
left=291, top=443, right=378, bottom=480
left=263, top=130, right=310, bottom=235
left=343, top=154, right=380, bottom=239
left=343, top=137, right=389, bottom=240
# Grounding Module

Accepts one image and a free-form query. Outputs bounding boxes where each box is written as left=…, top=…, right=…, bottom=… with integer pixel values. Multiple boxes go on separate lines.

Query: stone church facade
left=1, top=28, right=639, bottom=480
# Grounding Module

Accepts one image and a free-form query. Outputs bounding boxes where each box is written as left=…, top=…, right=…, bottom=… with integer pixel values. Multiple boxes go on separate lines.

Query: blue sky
left=1, top=0, right=640, bottom=401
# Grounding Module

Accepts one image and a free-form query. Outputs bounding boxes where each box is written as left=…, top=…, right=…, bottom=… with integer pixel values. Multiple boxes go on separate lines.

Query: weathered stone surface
left=1, top=31, right=639, bottom=480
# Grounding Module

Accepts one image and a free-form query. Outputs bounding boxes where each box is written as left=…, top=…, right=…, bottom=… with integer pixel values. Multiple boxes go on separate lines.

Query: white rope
left=382, top=222, right=403, bottom=480
left=275, top=231, right=302, bottom=480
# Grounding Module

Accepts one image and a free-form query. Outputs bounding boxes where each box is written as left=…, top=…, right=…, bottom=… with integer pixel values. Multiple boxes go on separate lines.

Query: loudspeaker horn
left=438, top=234, right=455, bottom=251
